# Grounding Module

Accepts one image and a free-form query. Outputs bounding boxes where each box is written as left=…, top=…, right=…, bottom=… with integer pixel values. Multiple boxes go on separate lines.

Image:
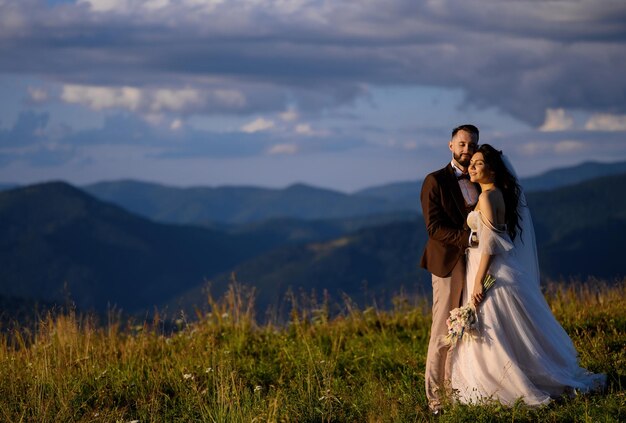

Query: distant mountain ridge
left=84, top=180, right=412, bottom=225
left=354, top=160, right=626, bottom=203
left=80, top=160, right=626, bottom=225
left=521, top=160, right=626, bottom=192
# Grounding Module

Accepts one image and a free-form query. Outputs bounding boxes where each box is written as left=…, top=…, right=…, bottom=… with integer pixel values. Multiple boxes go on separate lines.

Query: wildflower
left=254, top=385, right=262, bottom=393
left=205, top=367, right=213, bottom=373
left=183, top=373, right=194, bottom=380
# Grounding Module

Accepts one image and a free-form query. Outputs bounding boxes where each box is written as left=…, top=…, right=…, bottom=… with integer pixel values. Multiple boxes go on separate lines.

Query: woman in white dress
left=449, top=144, right=606, bottom=406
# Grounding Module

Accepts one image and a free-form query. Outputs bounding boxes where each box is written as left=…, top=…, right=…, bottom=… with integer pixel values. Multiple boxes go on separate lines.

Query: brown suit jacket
left=420, top=163, right=474, bottom=278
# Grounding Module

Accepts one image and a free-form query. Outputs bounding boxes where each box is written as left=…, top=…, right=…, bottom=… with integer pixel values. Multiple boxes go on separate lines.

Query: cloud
left=58, top=83, right=251, bottom=117
left=27, top=86, right=49, bottom=103
left=554, top=140, right=585, bottom=154
left=150, top=88, right=203, bottom=113
left=585, top=113, right=626, bottom=131
left=268, top=143, right=298, bottom=155
left=77, top=0, right=127, bottom=12
left=78, top=0, right=223, bottom=13
left=539, top=108, right=574, bottom=132
left=61, top=85, right=142, bottom=111
left=294, top=123, right=313, bottom=135
left=170, top=119, right=183, bottom=130
left=280, top=109, right=298, bottom=122
left=0, top=0, right=623, bottom=124
left=241, top=117, right=275, bottom=133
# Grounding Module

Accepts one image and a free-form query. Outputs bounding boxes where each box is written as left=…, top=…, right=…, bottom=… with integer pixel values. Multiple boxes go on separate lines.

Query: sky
left=0, top=0, right=625, bottom=192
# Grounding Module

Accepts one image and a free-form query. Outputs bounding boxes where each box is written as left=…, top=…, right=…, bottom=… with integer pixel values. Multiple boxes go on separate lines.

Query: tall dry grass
left=0, top=280, right=623, bottom=422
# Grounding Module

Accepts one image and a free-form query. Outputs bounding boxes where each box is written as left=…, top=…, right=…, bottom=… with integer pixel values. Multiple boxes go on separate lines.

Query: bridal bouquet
left=444, top=274, right=496, bottom=347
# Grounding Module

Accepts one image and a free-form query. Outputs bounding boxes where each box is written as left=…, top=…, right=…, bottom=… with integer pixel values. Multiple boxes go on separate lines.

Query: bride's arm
left=472, top=191, right=504, bottom=306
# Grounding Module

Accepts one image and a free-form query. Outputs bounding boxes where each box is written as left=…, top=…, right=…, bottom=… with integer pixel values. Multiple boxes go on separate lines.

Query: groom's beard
left=454, top=152, right=471, bottom=167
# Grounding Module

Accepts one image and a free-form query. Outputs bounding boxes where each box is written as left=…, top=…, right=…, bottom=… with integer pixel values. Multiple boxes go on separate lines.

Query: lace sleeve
left=478, top=216, right=514, bottom=255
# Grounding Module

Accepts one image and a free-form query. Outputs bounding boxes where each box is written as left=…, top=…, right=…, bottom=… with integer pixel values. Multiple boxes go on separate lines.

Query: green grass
left=0, top=280, right=624, bottom=422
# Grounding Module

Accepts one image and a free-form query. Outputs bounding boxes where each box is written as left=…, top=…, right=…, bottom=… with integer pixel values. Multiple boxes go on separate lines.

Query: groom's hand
left=469, top=231, right=479, bottom=248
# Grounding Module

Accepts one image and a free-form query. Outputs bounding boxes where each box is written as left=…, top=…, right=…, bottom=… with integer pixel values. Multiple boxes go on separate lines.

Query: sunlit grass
left=0, top=280, right=624, bottom=422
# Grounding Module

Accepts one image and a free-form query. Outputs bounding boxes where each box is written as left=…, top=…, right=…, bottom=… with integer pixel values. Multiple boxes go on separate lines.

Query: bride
left=449, top=144, right=606, bottom=406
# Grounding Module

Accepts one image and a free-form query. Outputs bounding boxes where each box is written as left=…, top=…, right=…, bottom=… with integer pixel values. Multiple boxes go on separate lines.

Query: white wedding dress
left=449, top=209, right=606, bottom=406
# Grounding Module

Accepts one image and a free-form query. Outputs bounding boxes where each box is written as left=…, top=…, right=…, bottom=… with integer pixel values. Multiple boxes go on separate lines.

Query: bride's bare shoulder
left=477, top=189, right=504, bottom=226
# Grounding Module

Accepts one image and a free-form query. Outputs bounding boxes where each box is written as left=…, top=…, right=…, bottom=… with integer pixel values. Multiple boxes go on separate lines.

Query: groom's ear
left=448, top=140, right=454, bottom=152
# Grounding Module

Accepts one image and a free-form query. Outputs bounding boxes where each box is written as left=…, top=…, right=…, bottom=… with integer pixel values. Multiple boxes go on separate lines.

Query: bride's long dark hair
left=477, top=144, right=523, bottom=241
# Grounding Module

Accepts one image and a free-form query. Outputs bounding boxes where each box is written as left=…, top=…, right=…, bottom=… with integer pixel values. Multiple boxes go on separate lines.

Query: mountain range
left=78, top=160, right=626, bottom=226
left=1, top=162, right=625, bottom=320
left=354, top=160, right=626, bottom=205
left=174, top=172, right=626, bottom=313
left=83, top=181, right=412, bottom=225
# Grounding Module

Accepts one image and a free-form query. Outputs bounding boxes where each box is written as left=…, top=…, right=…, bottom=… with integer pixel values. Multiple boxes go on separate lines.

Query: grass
left=0, top=280, right=624, bottom=422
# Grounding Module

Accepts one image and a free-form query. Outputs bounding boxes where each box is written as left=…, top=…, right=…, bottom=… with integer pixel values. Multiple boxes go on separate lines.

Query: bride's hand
left=472, top=279, right=485, bottom=306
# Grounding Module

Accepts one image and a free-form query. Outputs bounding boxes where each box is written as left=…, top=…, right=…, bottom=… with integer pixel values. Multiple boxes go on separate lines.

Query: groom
left=420, top=124, right=479, bottom=412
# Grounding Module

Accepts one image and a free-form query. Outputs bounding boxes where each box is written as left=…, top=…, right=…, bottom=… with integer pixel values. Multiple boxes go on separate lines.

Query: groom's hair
left=451, top=124, right=479, bottom=142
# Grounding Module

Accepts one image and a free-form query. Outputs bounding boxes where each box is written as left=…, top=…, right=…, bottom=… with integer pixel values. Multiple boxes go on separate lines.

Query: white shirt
left=451, top=161, right=479, bottom=207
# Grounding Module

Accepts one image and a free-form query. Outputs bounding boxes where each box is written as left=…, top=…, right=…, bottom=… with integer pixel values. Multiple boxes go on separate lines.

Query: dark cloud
left=0, top=0, right=625, bottom=124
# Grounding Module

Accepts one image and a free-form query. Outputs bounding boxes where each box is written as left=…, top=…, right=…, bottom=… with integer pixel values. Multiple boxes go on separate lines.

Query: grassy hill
left=0, top=281, right=623, bottom=421
left=174, top=219, right=428, bottom=315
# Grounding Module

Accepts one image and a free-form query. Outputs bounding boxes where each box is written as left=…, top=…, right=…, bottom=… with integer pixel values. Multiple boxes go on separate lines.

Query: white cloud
left=61, top=85, right=142, bottom=111
left=78, top=0, right=131, bottom=13
left=241, top=117, right=275, bottom=133
left=182, top=0, right=224, bottom=9
left=268, top=143, right=298, bottom=155
left=60, top=84, right=246, bottom=116
left=585, top=114, right=626, bottom=132
left=280, top=109, right=298, bottom=122
left=554, top=140, right=585, bottom=154
left=539, top=108, right=574, bottom=132
left=170, top=119, right=183, bottom=130
left=295, top=123, right=313, bottom=135
left=294, top=122, right=328, bottom=136
left=144, top=0, right=171, bottom=11
left=151, top=88, right=203, bottom=113
left=78, top=0, right=223, bottom=13
left=518, top=142, right=549, bottom=157
left=28, top=87, right=48, bottom=103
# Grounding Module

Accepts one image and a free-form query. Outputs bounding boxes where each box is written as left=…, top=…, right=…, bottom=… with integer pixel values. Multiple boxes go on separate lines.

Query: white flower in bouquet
left=444, top=274, right=496, bottom=346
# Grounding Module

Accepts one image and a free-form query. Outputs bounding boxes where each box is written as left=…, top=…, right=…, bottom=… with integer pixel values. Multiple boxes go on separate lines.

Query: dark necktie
left=457, top=173, right=470, bottom=181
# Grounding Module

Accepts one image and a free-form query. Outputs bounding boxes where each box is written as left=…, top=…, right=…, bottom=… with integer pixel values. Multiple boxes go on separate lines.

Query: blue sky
left=1, top=0, right=625, bottom=192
